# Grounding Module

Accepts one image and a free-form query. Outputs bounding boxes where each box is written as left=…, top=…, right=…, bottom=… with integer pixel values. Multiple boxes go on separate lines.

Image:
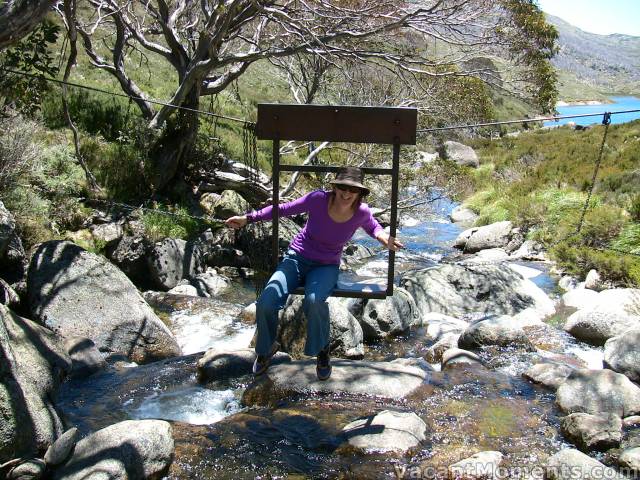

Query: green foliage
left=80, top=135, right=151, bottom=202
left=611, top=223, right=640, bottom=256
left=551, top=243, right=640, bottom=287
left=498, top=0, right=559, bottom=113
left=631, top=195, right=640, bottom=222
left=141, top=205, right=210, bottom=242
left=0, top=19, right=60, bottom=115
left=579, top=205, right=626, bottom=247
left=0, top=115, right=38, bottom=194
left=42, top=89, right=137, bottom=142
left=464, top=121, right=640, bottom=285
left=2, top=144, right=89, bottom=247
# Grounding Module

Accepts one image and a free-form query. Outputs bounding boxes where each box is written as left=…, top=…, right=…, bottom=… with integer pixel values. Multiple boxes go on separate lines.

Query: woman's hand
left=376, top=232, right=404, bottom=251
left=225, top=215, right=248, bottom=229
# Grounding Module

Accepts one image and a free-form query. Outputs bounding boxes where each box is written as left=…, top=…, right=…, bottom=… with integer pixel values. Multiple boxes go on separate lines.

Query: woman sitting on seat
left=225, top=166, right=403, bottom=380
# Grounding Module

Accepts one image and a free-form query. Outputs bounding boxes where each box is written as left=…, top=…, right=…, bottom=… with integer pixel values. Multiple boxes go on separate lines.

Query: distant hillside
left=546, top=14, right=640, bottom=100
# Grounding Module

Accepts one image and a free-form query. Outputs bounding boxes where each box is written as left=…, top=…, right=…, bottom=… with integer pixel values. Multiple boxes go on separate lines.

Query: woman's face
left=333, top=185, right=362, bottom=208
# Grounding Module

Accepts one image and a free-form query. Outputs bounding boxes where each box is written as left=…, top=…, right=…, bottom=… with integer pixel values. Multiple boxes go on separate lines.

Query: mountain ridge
left=545, top=13, right=640, bottom=100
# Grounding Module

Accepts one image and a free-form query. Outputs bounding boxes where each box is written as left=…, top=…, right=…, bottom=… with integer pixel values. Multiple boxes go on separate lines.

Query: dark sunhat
left=329, top=166, right=370, bottom=196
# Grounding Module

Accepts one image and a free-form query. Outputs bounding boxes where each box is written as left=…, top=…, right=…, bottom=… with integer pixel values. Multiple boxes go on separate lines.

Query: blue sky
left=537, top=0, right=640, bottom=36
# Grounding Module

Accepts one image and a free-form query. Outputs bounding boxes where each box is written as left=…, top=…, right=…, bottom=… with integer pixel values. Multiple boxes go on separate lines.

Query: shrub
left=578, top=205, right=626, bottom=248
left=630, top=194, right=640, bottom=222
left=611, top=223, right=640, bottom=255
left=551, top=243, right=640, bottom=287
left=80, top=134, right=151, bottom=202
left=2, top=144, right=89, bottom=247
left=141, top=205, right=215, bottom=242
left=42, top=89, right=135, bottom=142
left=0, top=115, right=38, bottom=194
left=505, top=194, right=546, bottom=233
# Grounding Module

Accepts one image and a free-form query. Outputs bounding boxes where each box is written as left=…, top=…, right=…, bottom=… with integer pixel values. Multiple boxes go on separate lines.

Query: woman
left=226, top=166, right=403, bottom=380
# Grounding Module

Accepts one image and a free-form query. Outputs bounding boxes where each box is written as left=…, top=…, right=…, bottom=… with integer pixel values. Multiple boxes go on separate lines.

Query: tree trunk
left=0, top=0, right=57, bottom=49
left=147, top=87, right=200, bottom=193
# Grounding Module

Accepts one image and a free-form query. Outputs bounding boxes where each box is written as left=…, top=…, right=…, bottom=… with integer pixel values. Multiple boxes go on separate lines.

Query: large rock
left=28, top=241, right=181, bottom=363
left=563, top=308, right=639, bottom=346
left=462, top=248, right=509, bottom=264
left=584, top=269, right=603, bottom=291
left=422, top=313, right=469, bottom=342
left=235, top=218, right=301, bottom=272
left=560, top=413, right=622, bottom=451
left=604, top=328, right=640, bottom=382
left=242, top=359, right=427, bottom=406
left=453, top=221, right=514, bottom=253
left=64, top=336, right=106, bottom=379
left=342, top=410, right=426, bottom=453
left=197, top=348, right=291, bottom=382
left=441, top=348, right=484, bottom=370
left=211, top=189, right=250, bottom=219
left=146, top=238, right=205, bottom=290
left=523, top=362, right=574, bottom=390
left=449, top=205, right=478, bottom=225
left=561, top=288, right=599, bottom=309
left=458, top=315, right=532, bottom=350
left=0, top=201, right=26, bottom=281
left=341, top=243, right=375, bottom=269
left=360, top=287, right=418, bottom=341
left=90, top=222, right=124, bottom=247
left=0, top=305, right=71, bottom=464
left=277, top=295, right=364, bottom=358
left=107, top=234, right=152, bottom=288
left=44, top=427, right=80, bottom=466
left=51, top=420, right=174, bottom=480
left=545, top=448, right=626, bottom=479
left=198, top=192, right=222, bottom=217
left=424, top=332, right=460, bottom=364
left=190, top=269, right=231, bottom=297
left=448, top=451, right=503, bottom=479
left=1, top=277, right=20, bottom=308
left=0, top=200, right=16, bottom=259
left=510, top=240, right=547, bottom=261
left=441, top=141, right=479, bottom=168
left=618, top=447, right=640, bottom=472
left=556, top=369, right=640, bottom=418
left=7, top=458, right=46, bottom=480
left=401, top=263, right=555, bottom=323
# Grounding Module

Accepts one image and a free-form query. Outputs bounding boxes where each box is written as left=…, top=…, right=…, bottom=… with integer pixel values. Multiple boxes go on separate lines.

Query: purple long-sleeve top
left=246, top=190, right=384, bottom=264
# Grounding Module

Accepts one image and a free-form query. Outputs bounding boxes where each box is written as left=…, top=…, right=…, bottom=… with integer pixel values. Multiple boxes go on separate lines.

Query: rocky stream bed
left=2, top=194, right=640, bottom=479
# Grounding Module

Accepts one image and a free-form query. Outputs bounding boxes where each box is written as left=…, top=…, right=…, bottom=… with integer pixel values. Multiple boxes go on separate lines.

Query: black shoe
left=253, top=342, right=280, bottom=376
left=316, top=345, right=332, bottom=381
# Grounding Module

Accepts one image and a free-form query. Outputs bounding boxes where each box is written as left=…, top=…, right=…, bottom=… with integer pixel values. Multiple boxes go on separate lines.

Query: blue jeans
left=255, top=249, right=339, bottom=357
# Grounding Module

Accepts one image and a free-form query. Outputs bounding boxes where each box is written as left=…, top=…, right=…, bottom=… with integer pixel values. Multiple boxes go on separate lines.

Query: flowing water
left=54, top=197, right=609, bottom=479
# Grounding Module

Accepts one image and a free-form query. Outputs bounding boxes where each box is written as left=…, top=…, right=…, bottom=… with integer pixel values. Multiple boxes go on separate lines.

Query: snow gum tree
left=60, top=0, right=557, bottom=191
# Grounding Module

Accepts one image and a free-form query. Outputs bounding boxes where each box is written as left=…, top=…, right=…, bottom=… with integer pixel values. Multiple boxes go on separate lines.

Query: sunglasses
left=335, top=184, right=362, bottom=194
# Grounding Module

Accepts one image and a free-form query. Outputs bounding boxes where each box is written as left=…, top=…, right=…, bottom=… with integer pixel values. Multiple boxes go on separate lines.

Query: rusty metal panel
left=256, top=104, right=417, bottom=145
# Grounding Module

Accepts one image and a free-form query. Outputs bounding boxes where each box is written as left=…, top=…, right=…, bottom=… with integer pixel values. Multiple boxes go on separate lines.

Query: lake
left=543, top=96, right=640, bottom=127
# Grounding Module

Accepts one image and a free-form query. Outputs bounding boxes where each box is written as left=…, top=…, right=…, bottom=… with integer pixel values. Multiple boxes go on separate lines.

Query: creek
left=55, top=197, right=605, bottom=479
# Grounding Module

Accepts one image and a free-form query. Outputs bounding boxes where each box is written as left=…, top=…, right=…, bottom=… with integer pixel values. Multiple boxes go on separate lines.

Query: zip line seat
left=255, top=103, right=417, bottom=299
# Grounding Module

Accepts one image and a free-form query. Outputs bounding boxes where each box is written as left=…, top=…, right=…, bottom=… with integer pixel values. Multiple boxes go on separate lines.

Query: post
left=387, top=142, right=400, bottom=297
left=272, top=140, right=280, bottom=271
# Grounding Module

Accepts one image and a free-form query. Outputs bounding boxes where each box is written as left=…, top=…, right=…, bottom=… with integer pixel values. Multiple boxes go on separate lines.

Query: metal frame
left=256, top=104, right=417, bottom=299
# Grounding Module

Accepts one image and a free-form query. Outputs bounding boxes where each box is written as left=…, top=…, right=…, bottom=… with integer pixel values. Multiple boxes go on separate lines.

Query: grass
left=465, top=120, right=640, bottom=285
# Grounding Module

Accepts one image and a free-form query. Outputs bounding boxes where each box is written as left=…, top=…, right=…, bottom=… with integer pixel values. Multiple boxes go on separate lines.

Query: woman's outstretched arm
left=375, top=231, right=405, bottom=251
left=361, top=207, right=404, bottom=251
left=225, top=190, right=318, bottom=229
